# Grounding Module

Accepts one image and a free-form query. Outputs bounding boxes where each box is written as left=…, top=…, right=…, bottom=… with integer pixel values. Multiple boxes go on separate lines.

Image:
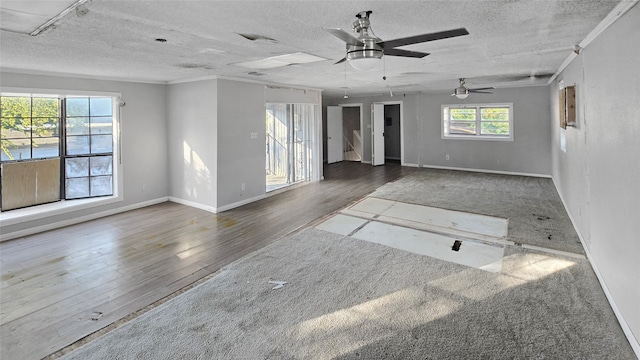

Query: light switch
left=250, top=132, right=258, bottom=139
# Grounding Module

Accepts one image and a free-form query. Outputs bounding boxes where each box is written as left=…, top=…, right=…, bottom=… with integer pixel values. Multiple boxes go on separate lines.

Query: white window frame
left=442, top=103, right=514, bottom=141
left=0, top=87, right=123, bottom=228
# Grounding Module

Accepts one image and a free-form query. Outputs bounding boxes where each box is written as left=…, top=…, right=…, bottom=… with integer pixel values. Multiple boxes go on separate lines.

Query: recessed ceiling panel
left=233, top=52, right=327, bottom=70
left=0, top=0, right=79, bottom=33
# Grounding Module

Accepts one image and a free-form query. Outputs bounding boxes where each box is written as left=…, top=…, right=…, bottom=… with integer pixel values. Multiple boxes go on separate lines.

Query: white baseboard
left=421, top=164, right=552, bottom=178
left=552, top=177, right=640, bottom=358
left=168, top=197, right=217, bottom=213
left=169, top=195, right=268, bottom=214
left=0, top=197, right=169, bottom=242
left=215, top=194, right=267, bottom=213
left=402, top=163, right=419, bottom=168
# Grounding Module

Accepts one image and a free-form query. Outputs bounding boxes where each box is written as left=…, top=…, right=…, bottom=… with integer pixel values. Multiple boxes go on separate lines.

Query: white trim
left=0, top=68, right=166, bottom=85
left=215, top=194, right=267, bottom=213
left=167, top=74, right=324, bottom=93
left=442, top=103, right=514, bottom=141
left=168, top=197, right=218, bottom=214
left=548, top=0, right=639, bottom=85
left=166, top=75, right=219, bottom=85
left=378, top=101, right=404, bottom=165
left=361, top=160, right=372, bottom=164
left=168, top=193, right=272, bottom=214
left=338, top=103, right=364, bottom=163
left=0, top=197, right=169, bottom=242
left=0, top=87, right=122, bottom=97
left=552, top=177, right=640, bottom=358
left=0, top=195, right=122, bottom=227
left=520, top=244, right=586, bottom=260
left=421, top=164, right=552, bottom=179
left=402, top=162, right=419, bottom=167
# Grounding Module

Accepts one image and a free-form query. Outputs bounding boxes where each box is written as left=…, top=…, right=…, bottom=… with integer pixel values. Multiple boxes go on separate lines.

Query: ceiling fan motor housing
left=454, top=86, right=469, bottom=96
left=346, top=40, right=383, bottom=61
left=347, top=12, right=383, bottom=61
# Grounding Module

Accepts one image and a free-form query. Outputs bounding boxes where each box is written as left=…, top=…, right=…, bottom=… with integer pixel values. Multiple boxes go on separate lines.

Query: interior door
left=326, top=106, right=343, bottom=164
left=372, top=103, right=385, bottom=166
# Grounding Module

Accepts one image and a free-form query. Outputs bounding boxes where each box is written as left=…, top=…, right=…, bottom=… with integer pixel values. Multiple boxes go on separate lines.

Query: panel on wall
left=559, top=85, right=576, bottom=129
left=1, top=158, right=60, bottom=210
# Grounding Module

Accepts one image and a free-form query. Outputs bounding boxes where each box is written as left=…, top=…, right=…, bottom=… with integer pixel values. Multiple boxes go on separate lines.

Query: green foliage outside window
left=1, top=96, right=60, bottom=160
left=481, top=107, right=509, bottom=135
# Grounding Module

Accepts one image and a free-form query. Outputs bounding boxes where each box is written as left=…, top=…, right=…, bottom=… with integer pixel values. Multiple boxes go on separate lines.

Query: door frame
left=326, top=106, right=344, bottom=164
left=338, top=103, right=364, bottom=163
left=378, top=101, right=404, bottom=165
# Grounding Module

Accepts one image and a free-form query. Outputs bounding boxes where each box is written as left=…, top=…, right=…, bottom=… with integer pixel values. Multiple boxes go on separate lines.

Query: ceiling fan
left=452, top=78, right=494, bottom=99
left=324, top=11, right=469, bottom=71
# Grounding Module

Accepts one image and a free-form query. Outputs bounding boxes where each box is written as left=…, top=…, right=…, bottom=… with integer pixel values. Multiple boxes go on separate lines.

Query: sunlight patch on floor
left=292, top=287, right=462, bottom=358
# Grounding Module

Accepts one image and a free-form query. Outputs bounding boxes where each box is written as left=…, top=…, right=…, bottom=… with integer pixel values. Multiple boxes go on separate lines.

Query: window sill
left=442, top=135, right=513, bottom=142
left=0, top=195, right=122, bottom=227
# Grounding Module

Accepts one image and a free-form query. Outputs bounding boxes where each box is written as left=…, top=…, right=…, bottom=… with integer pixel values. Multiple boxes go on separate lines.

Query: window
left=64, top=97, right=114, bottom=199
left=1, top=95, right=60, bottom=161
left=442, top=104, right=513, bottom=140
left=1, top=93, right=117, bottom=211
left=265, top=103, right=318, bottom=192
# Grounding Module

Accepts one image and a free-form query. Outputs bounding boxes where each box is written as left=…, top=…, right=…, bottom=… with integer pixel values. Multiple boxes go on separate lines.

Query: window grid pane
left=63, top=97, right=114, bottom=200
left=1, top=96, right=60, bottom=161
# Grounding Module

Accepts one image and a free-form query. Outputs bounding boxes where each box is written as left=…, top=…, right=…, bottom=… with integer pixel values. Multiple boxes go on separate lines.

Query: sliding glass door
left=265, top=103, right=317, bottom=192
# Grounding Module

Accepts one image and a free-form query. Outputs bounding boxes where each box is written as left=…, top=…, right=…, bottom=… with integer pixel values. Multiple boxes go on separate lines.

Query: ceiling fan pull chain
left=383, top=56, right=387, bottom=81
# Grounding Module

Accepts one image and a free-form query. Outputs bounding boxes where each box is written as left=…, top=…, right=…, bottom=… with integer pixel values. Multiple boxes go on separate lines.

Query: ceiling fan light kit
left=454, top=88, right=469, bottom=99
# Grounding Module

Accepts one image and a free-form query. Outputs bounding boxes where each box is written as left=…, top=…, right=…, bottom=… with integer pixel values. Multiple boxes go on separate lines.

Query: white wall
left=418, top=87, right=551, bottom=175
left=325, top=86, right=551, bottom=175
left=167, top=79, right=218, bottom=212
left=167, top=78, right=323, bottom=212
left=216, top=79, right=266, bottom=208
left=0, top=72, right=168, bottom=237
left=550, top=3, right=640, bottom=352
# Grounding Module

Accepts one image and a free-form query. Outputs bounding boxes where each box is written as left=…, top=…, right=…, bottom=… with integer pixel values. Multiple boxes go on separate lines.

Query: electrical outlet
left=445, top=154, right=450, bottom=161
left=142, top=184, right=149, bottom=191
left=241, top=183, right=246, bottom=190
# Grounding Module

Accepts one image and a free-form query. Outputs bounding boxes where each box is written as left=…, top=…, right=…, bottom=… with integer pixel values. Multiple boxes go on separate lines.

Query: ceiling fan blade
left=379, top=27, right=469, bottom=49
left=323, top=27, right=364, bottom=46
left=335, top=57, right=347, bottom=64
left=469, top=90, right=493, bottom=94
left=384, top=48, right=429, bottom=58
left=468, top=87, right=495, bottom=91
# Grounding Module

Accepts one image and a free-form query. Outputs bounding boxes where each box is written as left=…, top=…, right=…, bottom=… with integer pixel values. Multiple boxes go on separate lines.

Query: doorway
left=342, top=106, right=362, bottom=162
left=384, top=104, right=401, bottom=162
left=326, top=104, right=363, bottom=164
left=371, top=101, right=403, bottom=166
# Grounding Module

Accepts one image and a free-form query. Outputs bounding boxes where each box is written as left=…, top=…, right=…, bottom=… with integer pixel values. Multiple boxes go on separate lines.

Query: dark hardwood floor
left=0, top=161, right=413, bottom=360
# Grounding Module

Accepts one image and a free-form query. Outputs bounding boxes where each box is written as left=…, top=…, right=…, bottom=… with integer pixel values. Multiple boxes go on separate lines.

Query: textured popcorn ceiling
left=0, top=0, right=627, bottom=96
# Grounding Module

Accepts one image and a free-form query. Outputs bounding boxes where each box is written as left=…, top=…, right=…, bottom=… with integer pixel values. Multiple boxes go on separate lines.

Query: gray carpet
left=61, top=228, right=634, bottom=359
left=370, top=168, right=584, bottom=254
